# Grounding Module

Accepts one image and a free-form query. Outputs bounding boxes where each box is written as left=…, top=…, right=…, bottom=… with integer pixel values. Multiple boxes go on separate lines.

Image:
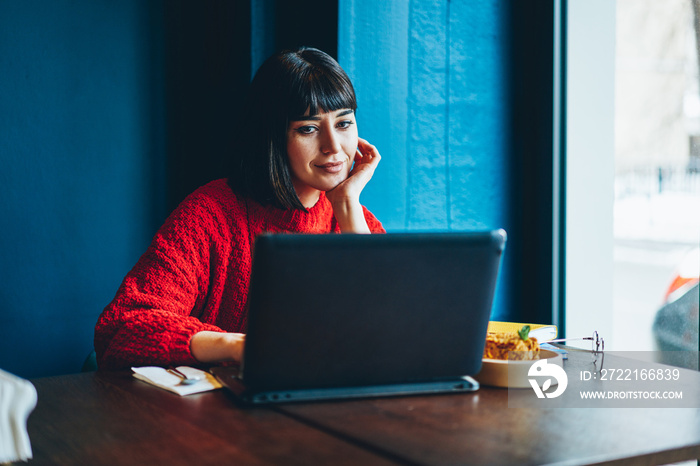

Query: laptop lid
left=230, top=230, right=506, bottom=402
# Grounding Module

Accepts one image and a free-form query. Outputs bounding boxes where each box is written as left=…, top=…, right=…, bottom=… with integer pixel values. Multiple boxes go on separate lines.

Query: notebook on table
left=211, top=230, right=507, bottom=404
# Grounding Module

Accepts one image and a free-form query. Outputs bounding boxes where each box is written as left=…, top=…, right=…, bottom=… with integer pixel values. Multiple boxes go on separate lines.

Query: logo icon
left=528, top=359, right=568, bottom=399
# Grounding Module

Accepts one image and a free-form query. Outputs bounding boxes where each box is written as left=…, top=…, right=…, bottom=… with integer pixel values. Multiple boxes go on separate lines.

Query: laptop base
left=211, top=366, right=479, bottom=405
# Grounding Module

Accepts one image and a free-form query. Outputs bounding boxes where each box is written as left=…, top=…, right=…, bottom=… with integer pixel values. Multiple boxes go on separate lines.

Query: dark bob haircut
left=227, top=47, right=357, bottom=210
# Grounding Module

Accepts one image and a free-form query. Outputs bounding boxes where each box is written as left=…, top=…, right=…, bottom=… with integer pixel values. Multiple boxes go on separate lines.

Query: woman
left=94, top=48, right=384, bottom=370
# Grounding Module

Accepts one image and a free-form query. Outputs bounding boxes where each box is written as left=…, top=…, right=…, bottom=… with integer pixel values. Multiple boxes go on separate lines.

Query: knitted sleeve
left=94, top=191, right=226, bottom=370
left=362, top=206, right=386, bottom=234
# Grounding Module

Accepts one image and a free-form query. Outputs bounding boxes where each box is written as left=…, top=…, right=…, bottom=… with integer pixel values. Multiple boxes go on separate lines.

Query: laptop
left=211, top=230, right=506, bottom=404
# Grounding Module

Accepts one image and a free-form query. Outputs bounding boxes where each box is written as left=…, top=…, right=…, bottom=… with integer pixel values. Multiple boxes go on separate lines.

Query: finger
left=354, top=148, right=370, bottom=168
left=357, top=138, right=374, bottom=155
left=357, top=138, right=379, bottom=161
left=355, top=148, right=363, bottom=162
left=353, top=155, right=379, bottom=179
left=363, top=150, right=380, bottom=168
left=349, top=139, right=380, bottom=179
left=360, top=146, right=374, bottom=160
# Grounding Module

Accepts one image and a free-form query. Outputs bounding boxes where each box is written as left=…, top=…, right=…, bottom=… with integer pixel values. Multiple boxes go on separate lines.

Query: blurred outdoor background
left=613, top=0, right=700, bottom=350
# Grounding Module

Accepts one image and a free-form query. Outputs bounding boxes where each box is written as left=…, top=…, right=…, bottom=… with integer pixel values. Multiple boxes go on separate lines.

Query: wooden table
left=26, top=353, right=700, bottom=465
left=26, top=371, right=392, bottom=465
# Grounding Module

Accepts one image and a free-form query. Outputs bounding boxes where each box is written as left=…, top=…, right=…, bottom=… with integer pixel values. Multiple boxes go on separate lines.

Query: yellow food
left=483, top=332, right=540, bottom=360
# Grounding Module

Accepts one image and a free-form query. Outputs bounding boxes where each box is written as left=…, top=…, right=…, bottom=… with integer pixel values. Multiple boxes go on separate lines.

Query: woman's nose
left=320, top=129, right=342, bottom=155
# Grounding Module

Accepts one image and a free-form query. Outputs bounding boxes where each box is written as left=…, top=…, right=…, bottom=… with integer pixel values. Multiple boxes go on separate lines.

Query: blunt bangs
left=285, top=50, right=357, bottom=118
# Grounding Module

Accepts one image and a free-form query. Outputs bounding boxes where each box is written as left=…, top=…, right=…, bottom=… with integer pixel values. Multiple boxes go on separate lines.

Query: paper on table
left=131, top=366, right=222, bottom=396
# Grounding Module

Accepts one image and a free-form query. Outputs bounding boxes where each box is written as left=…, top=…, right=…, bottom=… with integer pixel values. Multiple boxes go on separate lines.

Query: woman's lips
left=315, top=161, right=345, bottom=173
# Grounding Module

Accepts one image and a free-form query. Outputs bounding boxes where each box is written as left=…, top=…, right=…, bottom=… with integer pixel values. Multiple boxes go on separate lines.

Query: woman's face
left=286, top=108, right=358, bottom=207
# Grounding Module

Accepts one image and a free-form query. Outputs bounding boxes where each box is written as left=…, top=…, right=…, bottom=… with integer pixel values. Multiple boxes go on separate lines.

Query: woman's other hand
left=190, top=331, right=245, bottom=364
left=326, top=138, right=381, bottom=233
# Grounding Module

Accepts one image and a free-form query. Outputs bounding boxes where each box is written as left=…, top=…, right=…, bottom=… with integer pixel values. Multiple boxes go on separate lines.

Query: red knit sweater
left=94, top=179, right=384, bottom=370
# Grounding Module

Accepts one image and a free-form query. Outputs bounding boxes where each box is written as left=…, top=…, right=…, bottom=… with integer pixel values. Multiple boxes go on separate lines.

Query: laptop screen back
left=242, top=230, right=506, bottom=392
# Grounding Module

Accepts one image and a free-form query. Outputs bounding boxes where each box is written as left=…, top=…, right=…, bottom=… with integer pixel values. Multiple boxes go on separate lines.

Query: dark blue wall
left=1, top=0, right=556, bottom=378
left=0, top=1, right=165, bottom=378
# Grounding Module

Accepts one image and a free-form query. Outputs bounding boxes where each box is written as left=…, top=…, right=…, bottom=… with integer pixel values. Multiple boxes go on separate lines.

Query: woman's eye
left=296, top=126, right=316, bottom=134
left=337, top=120, right=354, bottom=129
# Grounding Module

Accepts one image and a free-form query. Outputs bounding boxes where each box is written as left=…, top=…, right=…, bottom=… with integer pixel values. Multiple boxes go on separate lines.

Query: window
left=566, top=0, right=700, bottom=357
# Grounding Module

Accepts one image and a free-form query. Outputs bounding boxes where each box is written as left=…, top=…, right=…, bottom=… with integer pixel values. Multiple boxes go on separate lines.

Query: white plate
left=474, top=349, right=564, bottom=388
